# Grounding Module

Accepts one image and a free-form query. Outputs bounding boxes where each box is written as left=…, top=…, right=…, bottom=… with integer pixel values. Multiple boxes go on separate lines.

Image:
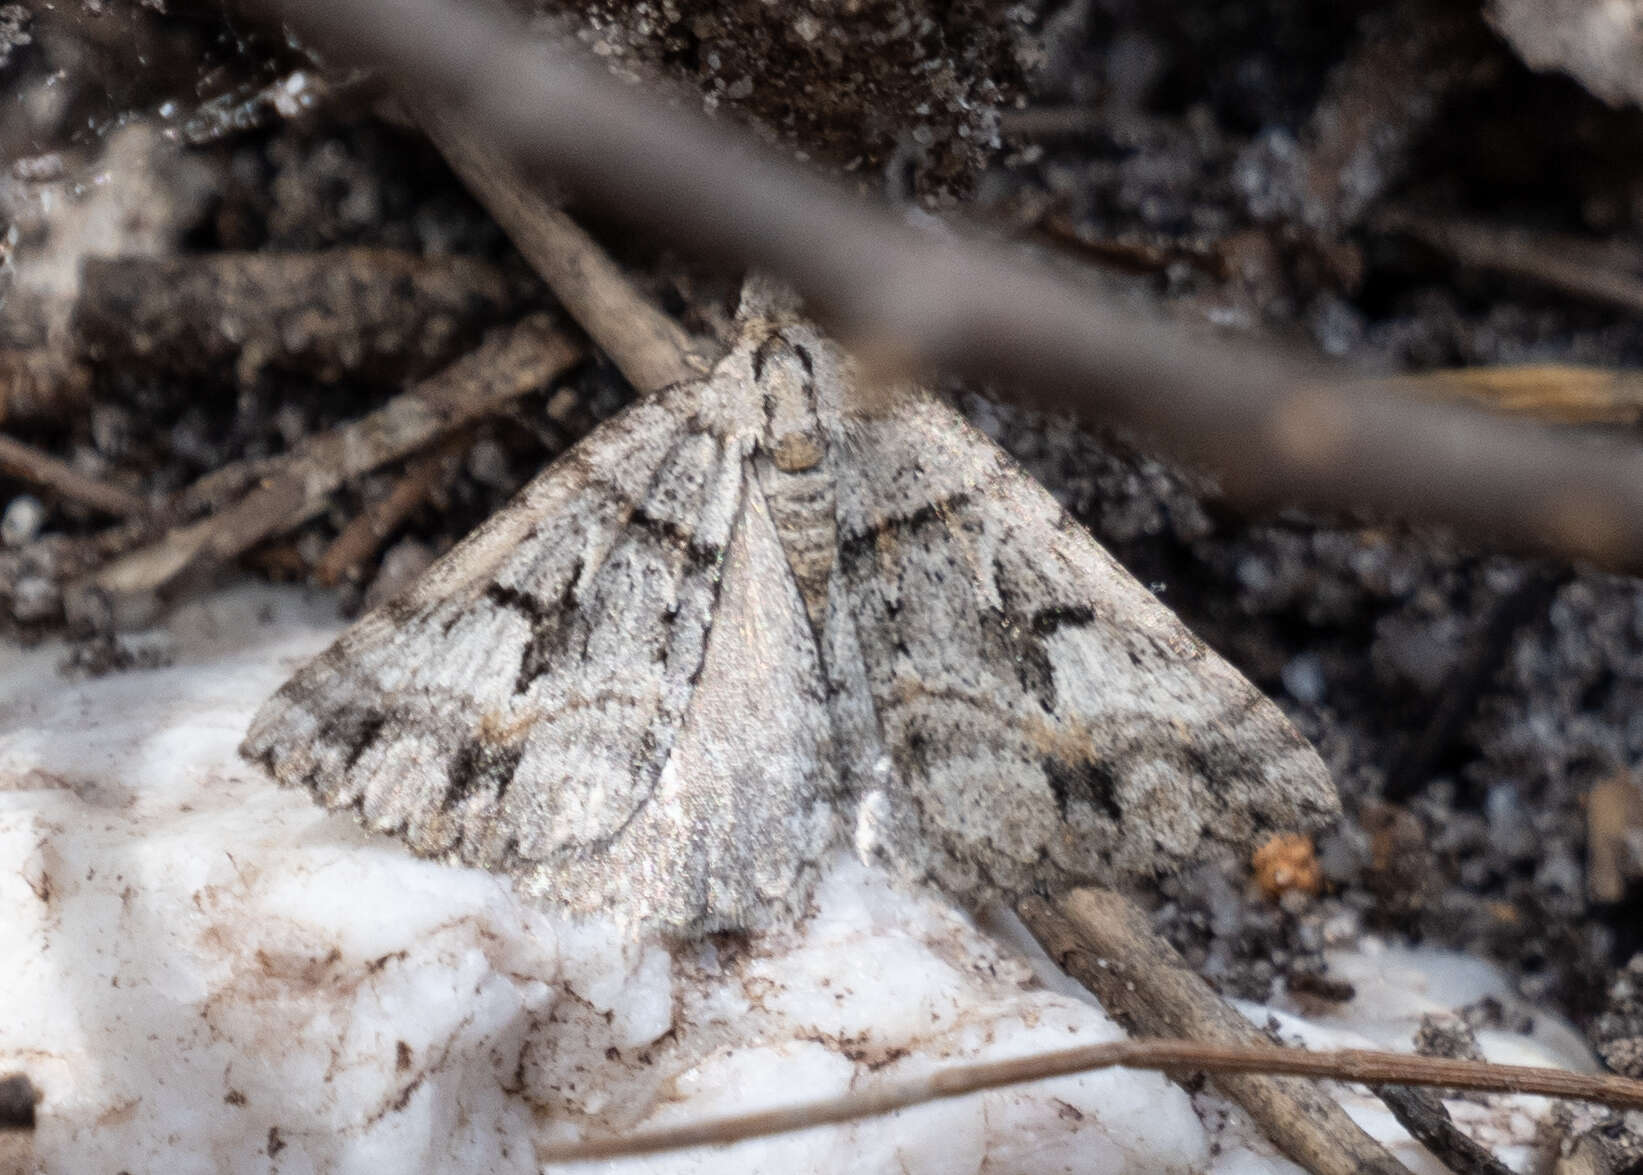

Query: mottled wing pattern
left=246, top=288, right=1336, bottom=935
left=243, top=367, right=838, bottom=933
left=825, top=388, right=1339, bottom=896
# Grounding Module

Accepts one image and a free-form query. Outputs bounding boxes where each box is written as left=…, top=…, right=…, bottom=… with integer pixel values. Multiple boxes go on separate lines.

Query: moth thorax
left=751, top=334, right=837, bottom=628
left=755, top=334, right=825, bottom=473
left=771, top=432, right=824, bottom=472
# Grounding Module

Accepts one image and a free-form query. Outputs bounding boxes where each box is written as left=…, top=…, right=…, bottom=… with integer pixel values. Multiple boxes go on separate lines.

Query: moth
left=243, top=281, right=1339, bottom=935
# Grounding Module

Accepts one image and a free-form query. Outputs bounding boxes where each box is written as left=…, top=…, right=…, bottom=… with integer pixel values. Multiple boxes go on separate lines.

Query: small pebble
left=11, top=574, right=57, bottom=623
left=1, top=494, right=44, bottom=546
left=465, top=438, right=513, bottom=490
left=1281, top=652, right=1326, bottom=706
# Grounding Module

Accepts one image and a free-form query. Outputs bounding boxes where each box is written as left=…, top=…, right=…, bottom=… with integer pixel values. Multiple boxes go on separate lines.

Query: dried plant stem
left=419, top=109, right=713, bottom=394
left=1372, top=1085, right=1513, bottom=1175
left=1380, top=209, right=1643, bottom=319
left=1375, top=365, right=1643, bottom=426
left=72, top=250, right=525, bottom=386
left=0, top=433, right=147, bottom=517
left=1020, top=889, right=1414, bottom=1175
left=534, top=1033, right=1643, bottom=1163
left=312, top=432, right=470, bottom=585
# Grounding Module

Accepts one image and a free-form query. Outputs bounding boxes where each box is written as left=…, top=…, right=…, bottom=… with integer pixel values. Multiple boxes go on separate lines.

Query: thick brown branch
left=255, top=0, right=1643, bottom=572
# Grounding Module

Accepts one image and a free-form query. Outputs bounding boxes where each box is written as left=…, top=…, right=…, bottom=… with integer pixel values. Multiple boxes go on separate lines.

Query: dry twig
left=420, top=110, right=714, bottom=393
left=1372, top=1085, right=1513, bottom=1175
left=534, top=1033, right=1643, bottom=1163
left=1380, top=209, right=1643, bottom=320
left=1587, top=770, right=1643, bottom=903
left=1376, top=365, right=1643, bottom=427
left=1020, top=888, right=1413, bottom=1175
left=79, top=315, right=578, bottom=623
left=996, top=106, right=1113, bottom=140
left=0, top=433, right=147, bottom=518
left=255, top=0, right=1643, bottom=573
left=312, top=432, right=469, bottom=585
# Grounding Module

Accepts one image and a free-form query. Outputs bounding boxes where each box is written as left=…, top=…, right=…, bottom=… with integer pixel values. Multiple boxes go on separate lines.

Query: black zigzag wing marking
left=242, top=380, right=729, bottom=868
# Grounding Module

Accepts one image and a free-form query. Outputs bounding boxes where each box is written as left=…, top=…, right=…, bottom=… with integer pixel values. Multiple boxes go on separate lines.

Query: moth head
left=735, top=270, right=806, bottom=328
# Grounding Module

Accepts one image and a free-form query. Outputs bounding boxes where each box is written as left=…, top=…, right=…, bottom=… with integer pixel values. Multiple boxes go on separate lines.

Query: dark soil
left=7, top=0, right=1643, bottom=1118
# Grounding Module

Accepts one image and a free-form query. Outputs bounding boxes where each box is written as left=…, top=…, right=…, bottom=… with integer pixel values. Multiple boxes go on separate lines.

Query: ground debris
left=538, top=0, right=1038, bottom=202
left=7, top=0, right=1643, bottom=1072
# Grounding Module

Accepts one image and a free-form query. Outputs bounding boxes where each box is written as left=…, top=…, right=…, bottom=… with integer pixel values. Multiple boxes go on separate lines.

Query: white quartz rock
left=1489, top=0, right=1643, bottom=109
left=0, top=584, right=1586, bottom=1174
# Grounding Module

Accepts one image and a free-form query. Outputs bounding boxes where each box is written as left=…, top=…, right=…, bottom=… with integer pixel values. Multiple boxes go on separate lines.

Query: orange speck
left=1252, top=833, right=1323, bottom=900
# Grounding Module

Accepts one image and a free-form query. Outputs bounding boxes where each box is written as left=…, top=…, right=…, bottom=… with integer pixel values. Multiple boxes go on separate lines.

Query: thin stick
left=1020, top=889, right=1412, bottom=1175
left=534, top=1036, right=1643, bottom=1162
left=169, top=453, right=286, bottom=521
left=82, top=315, right=578, bottom=616
left=1373, top=365, right=1643, bottom=426
left=1372, top=1085, right=1513, bottom=1175
left=0, top=433, right=147, bottom=517
left=312, top=432, right=469, bottom=585
left=1380, top=209, right=1643, bottom=319
left=419, top=110, right=714, bottom=394
left=256, top=0, right=1643, bottom=573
